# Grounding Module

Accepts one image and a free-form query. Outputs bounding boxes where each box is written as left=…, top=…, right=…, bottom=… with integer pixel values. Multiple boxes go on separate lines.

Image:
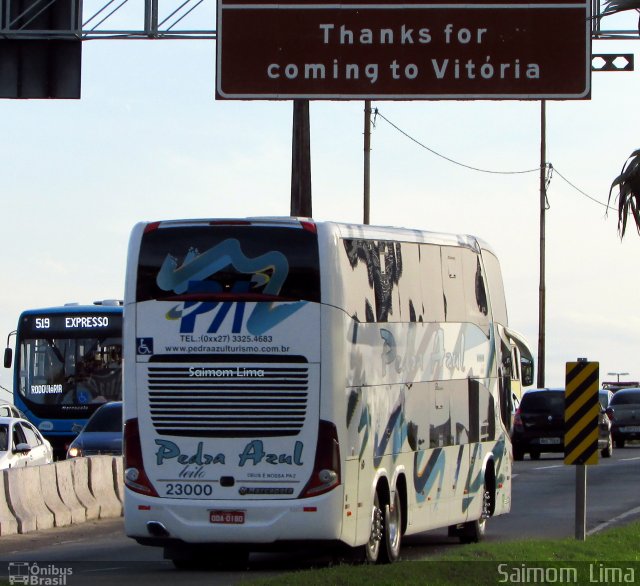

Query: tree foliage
left=602, top=0, right=640, bottom=17
left=608, top=149, right=640, bottom=237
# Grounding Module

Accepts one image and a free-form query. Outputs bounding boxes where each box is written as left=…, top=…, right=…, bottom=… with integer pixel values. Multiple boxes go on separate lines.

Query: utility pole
left=363, top=100, right=372, bottom=225
left=537, top=100, right=546, bottom=388
left=290, top=100, right=312, bottom=217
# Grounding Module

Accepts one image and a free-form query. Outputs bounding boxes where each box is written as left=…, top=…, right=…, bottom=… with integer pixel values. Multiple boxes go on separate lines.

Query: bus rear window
left=137, top=225, right=320, bottom=303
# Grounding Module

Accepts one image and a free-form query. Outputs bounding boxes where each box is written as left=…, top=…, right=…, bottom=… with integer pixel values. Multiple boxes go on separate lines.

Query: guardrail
left=0, top=456, right=123, bottom=536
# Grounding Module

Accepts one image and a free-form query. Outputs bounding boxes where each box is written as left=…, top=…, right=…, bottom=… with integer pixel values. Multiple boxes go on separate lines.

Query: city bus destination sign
left=216, top=0, right=591, bottom=100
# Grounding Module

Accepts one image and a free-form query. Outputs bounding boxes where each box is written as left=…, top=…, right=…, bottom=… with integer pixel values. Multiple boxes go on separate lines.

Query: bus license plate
left=210, top=510, right=245, bottom=524
left=539, top=437, right=561, bottom=445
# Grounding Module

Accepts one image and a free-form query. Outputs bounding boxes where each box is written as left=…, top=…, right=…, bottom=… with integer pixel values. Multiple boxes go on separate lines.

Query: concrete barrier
left=0, top=456, right=124, bottom=535
left=88, top=456, right=122, bottom=518
left=39, top=462, right=72, bottom=527
left=5, top=465, right=54, bottom=533
left=70, top=457, right=100, bottom=521
left=0, top=470, right=18, bottom=536
left=113, top=456, right=124, bottom=504
left=55, top=459, right=87, bottom=524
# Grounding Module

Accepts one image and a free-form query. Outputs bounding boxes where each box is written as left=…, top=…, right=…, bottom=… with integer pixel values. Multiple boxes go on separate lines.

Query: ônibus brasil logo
left=8, top=562, right=72, bottom=585
left=156, top=239, right=305, bottom=335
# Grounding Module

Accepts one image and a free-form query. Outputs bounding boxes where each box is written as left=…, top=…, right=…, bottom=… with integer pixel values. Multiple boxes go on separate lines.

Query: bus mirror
left=521, top=357, right=534, bottom=387
left=3, top=347, right=12, bottom=369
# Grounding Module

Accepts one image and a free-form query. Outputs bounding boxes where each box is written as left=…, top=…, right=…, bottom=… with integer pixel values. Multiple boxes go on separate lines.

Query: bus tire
left=379, top=489, right=402, bottom=563
left=459, top=518, right=486, bottom=544
left=459, top=480, right=492, bottom=544
left=364, top=491, right=384, bottom=564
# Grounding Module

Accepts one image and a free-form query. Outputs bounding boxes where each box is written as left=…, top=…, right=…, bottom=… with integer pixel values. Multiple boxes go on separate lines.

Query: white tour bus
left=123, top=217, right=533, bottom=568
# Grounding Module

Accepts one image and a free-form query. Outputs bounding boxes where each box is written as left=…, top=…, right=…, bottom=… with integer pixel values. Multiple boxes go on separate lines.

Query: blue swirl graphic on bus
left=156, top=239, right=305, bottom=334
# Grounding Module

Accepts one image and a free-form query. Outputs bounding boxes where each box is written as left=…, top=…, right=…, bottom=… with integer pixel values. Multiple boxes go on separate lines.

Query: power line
left=551, top=165, right=616, bottom=212
left=374, top=108, right=540, bottom=176
left=374, top=108, right=616, bottom=212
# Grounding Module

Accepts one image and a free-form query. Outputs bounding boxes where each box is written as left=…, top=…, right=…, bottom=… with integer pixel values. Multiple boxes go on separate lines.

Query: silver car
left=0, top=416, right=54, bottom=469
left=598, top=390, right=614, bottom=458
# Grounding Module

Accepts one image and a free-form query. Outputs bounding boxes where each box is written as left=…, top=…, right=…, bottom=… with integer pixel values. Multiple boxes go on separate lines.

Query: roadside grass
left=242, top=521, right=640, bottom=586
left=1, top=522, right=637, bottom=586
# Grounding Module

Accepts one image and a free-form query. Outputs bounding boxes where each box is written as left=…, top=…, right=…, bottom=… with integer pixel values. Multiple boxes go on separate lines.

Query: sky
left=2, top=3, right=640, bottom=402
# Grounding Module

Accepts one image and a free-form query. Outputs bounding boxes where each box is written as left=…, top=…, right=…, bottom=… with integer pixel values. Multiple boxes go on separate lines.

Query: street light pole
left=607, top=372, right=629, bottom=383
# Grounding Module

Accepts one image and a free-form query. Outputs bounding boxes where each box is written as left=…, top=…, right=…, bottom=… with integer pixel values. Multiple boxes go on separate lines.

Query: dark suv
left=511, top=388, right=565, bottom=460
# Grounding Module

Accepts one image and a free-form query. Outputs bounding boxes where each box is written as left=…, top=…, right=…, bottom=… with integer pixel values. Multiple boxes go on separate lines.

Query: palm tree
left=601, top=2, right=640, bottom=235
left=602, top=0, right=640, bottom=26
left=608, top=149, right=640, bottom=237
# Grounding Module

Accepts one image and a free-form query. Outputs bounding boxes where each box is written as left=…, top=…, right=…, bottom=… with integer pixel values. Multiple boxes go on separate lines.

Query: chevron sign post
left=565, top=358, right=599, bottom=540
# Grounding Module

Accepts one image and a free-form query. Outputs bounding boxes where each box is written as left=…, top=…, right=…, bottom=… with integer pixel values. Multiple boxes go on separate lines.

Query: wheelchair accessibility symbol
left=137, top=338, right=154, bottom=355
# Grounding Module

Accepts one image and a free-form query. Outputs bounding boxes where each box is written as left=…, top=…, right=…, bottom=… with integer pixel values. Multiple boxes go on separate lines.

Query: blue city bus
left=4, top=301, right=123, bottom=459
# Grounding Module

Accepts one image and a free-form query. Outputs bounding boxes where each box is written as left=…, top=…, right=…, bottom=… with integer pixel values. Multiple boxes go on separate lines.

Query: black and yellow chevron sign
left=564, top=361, right=600, bottom=465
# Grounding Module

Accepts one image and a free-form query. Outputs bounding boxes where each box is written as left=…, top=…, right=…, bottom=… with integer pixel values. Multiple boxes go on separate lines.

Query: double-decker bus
left=4, top=301, right=123, bottom=459
left=122, top=217, right=533, bottom=568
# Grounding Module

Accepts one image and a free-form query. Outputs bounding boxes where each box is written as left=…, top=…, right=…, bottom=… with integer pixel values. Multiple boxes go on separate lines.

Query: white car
left=0, top=402, right=26, bottom=419
left=0, top=416, right=54, bottom=470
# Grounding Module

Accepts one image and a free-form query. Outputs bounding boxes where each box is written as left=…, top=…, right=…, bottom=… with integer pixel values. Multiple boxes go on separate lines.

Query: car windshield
left=521, top=392, right=565, bottom=416
left=83, top=404, right=122, bottom=433
left=610, top=391, right=640, bottom=406
left=0, top=424, right=8, bottom=451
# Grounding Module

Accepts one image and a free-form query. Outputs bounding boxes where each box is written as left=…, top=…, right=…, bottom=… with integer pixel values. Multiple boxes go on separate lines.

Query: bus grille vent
left=146, top=365, right=309, bottom=437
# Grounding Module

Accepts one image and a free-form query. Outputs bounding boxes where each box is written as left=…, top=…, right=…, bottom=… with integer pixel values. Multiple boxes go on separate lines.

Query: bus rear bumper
left=124, top=487, right=347, bottom=547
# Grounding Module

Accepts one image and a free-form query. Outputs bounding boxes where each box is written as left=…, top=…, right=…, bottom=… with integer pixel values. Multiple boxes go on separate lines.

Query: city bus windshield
left=14, top=310, right=123, bottom=419
left=18, top=335, right=122, bottom=411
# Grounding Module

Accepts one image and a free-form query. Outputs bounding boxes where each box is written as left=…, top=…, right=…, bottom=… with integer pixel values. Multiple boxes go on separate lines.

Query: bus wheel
left=365, top=491, right=384, bottom=564
left=379, top=489, right=402, bottom=563
left=459, top=486, right=491, bottom=544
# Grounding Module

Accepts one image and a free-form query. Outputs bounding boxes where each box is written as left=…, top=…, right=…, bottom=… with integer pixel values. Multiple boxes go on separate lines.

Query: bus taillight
left=300, top=220, right=317, bottom=233
left=300, top=420, right=341, bottom=498
left=124, top=418, right=159, bottom=497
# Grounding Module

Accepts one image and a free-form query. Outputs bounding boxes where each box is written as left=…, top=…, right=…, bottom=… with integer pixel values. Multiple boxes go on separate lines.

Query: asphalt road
left=1, top=446, right=639, bottom=585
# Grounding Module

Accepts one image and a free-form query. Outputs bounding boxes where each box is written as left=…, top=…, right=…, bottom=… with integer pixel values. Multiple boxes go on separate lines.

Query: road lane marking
left=587, top=505, right=640, bottom=535
left=618, top=456, right=640, bottom=462
left=533, top=465, right=564, bottom=470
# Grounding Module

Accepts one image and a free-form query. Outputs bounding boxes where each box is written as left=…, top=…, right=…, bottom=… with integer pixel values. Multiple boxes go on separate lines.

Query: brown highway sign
left=216, top=0, right=592, bottom=100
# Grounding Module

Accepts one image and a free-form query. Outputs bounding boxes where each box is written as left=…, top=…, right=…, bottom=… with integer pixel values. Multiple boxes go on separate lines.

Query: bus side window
left=397, top=242, right=422, bottom=322
left=418, top=245, right=445, bottom=322
left=440, top=247, right=465, bottom=324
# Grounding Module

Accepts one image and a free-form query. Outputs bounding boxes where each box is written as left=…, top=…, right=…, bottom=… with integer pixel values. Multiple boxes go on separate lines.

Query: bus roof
left=138, top=217, right=493, bottom=254
left=19, top=302, right=123, bottom=316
